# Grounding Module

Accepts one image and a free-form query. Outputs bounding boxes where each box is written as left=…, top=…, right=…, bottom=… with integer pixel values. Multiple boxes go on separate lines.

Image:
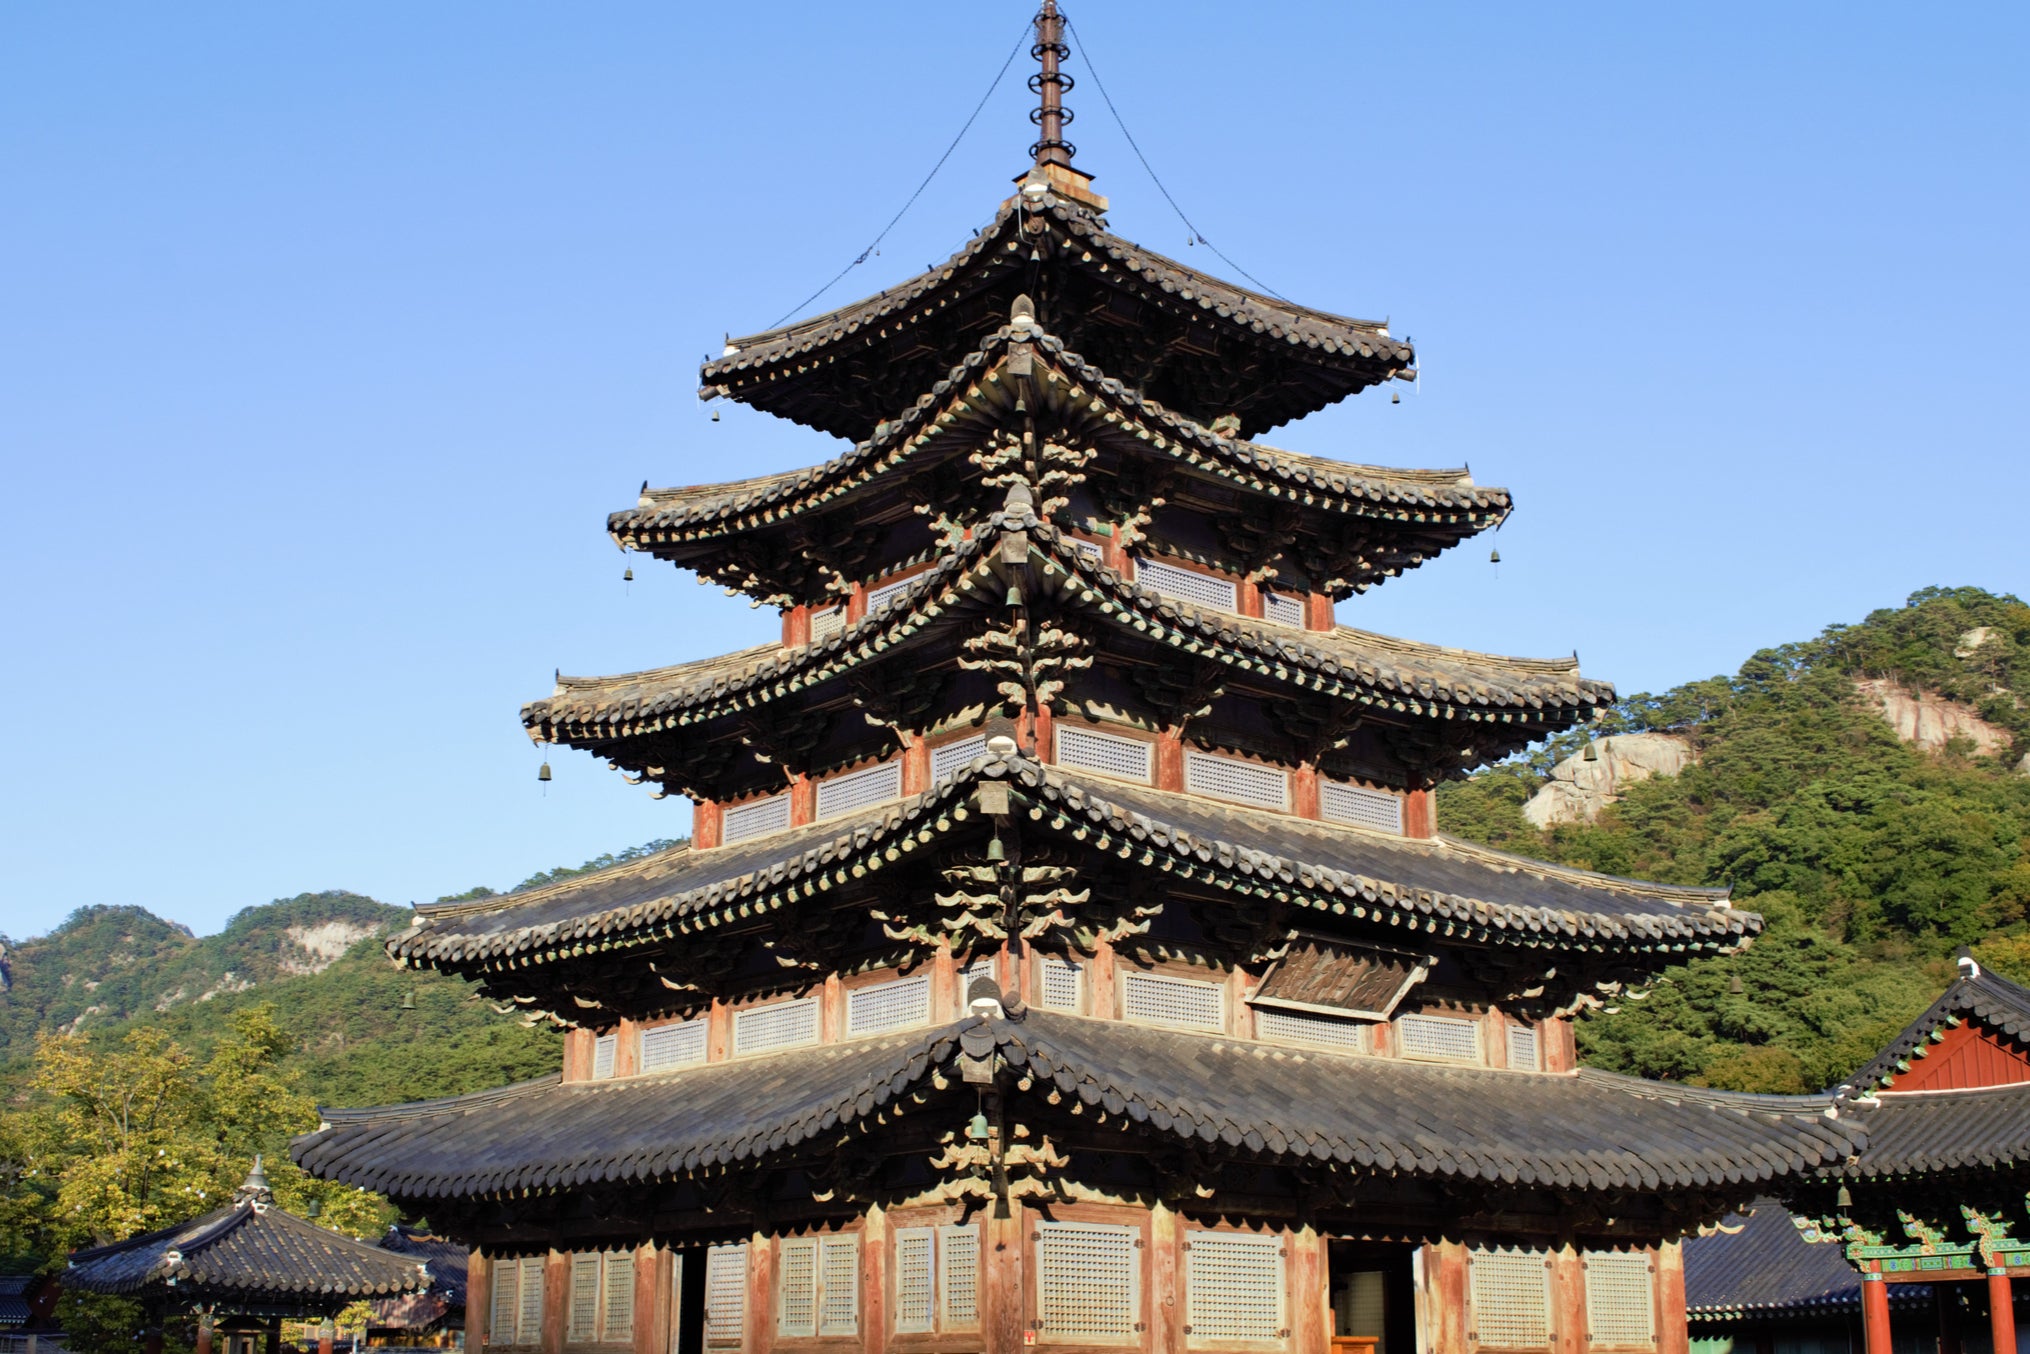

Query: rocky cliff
left=1523, top=733, right=1699, bottom=827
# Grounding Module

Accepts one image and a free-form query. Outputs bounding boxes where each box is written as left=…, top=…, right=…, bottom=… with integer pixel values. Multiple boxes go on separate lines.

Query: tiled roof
left=293, top=1013, right=1856, bottom=1202
left=387, top=753, right=1754, bottom=976
left=1683, top=1203, right=1886, bottom=1318
left=527, top=511, right=1609, bottom=747
left=627, top=327, right=1499, bottom=557
left=1836, top=1080, right=2030, bottom=1178
left=1843, top=964, right=2030, bottom=1093
left=65, top=1199, right=429, bottom=1305
left=699, top=197, right=1412, bottom=440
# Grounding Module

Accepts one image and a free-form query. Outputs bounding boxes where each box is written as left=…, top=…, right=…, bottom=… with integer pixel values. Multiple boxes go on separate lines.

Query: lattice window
left=1122, top=971, right=1225, bottom=1031
left=1056, top=726, right=1153, bottom=783
left=516, top=1256, right=545, bottom=1344
left=1321, top=781, right=1405, bottom=834
left=639, top=1018, right=708, bottom=1073
left=1036, top=1221, right=1141, bottom=1341
left=591, top=1032, right=617, bottom=1080
left=489, top=1259, right=517, bottom=1345
left=846, top=973, right=931, bottom=1037
left=1262, top=590, right=1307, bottom=628
left=892, top=1224, right=980, bottom=1335
left=722, top=792, right=791, bottom=844
left=1470, top=1248, right=1551, bottom=1349
left=777, top=1238, right=817, bottom=1338
left=1398, top=1013, right=1482, bottom=1062
left=815, top=759, right=902, bottom=819
left=931, top=733, right=989, bottom=782
left=866, top=575, right=916, bottom=614
left=731, top=997, right=819, bottom=1056
left=810, top=605, right=846, bottom=643
left=569, top=1254, right=601, bottom=1342
left=1184, top=749, right=1290, bottom=810
left=1135, top=556, right=1239, bottom=613
left=1039, top=956, right=1083, bottom=1012
left=1256, top=1006, right=1367, bottom=1052
left=894, top=1228, right=936, bottom=1334
left=703, top=1245, right=746, bottom=1349
left=1185, top=1231, right=1286, bottom=1344
left=603, top=1252, right=635, bottom=1342
left=1584, top=1252, right=1656, bottom=1346
left=1506, top=1023, right=1541, bottom=1071
left=939, top=1224, right=980, bottom=1328
left=818, top=1236, right=860, bottom=1336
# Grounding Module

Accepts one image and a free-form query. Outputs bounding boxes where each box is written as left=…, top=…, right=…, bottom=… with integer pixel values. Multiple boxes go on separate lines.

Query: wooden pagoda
left=296, top=8, right=1867, bottom=1354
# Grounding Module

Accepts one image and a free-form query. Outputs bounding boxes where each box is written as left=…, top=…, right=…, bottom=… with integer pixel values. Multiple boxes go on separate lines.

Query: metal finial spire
left=235, top=1155, right=274, bottom=1205
left=1029, top=1, right=1074, bottom=168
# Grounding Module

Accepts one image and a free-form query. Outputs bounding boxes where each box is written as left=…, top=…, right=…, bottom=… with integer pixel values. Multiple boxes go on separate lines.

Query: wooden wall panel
left=1889, top=1021, right=2030, bottom=1092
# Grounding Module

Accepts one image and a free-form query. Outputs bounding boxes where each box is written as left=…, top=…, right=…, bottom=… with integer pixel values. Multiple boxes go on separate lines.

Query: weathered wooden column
left=1420, top=1242, right=1470, bottom=1354
left=543, top=1249, right=570, bottom=1354
left=141, top=1311, right=164, bottom=1354
left=195, top=1312, right=215, bottom=1354
left=318, top=1316, right=336, bottom=1354
left=1989, top=1271, right=2017, bottom=1354
left=1861, top=1272, right=1893, bottom=1354
left=1656, top=1240, right=1691, bottom=1354
left=466, top=1253, right=492, bottom=1354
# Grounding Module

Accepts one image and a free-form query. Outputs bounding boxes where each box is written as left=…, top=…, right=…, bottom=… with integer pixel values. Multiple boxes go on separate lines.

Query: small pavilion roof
left=65, top=1164, right=429, bottom=1309
left=387, top=753, right=1753, bottom=979
left=700, top=196, right=1413, bottom=440
left=294, top=1012, right=1854, bottom=1204
left=634, top=327, right=1500, bottom=594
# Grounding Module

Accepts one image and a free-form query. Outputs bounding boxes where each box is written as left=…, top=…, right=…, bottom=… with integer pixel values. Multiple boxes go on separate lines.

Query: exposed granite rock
left=1523, top=733, right=1698, bottom=828
left=1854, top=678, right=2010, bottom=757
left=1956, top=626, right=2000, bottom=659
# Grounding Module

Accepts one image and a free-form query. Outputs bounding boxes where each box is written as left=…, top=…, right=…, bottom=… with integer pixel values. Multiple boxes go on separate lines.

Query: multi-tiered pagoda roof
left=293, top=14, right=1849, bottom=1354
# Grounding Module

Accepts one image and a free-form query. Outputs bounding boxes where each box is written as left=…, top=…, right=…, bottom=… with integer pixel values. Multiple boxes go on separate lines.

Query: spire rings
left=1028, top=138, right=1078, bottom=161
left=1030, top=39, right=1070, bottom=64
left=1029, top=102, right=1075, bottom=127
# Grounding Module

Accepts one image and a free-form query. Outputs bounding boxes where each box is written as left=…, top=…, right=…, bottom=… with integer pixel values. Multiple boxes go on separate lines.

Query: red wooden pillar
left=318, top=1316, right=335, bottom=1354
left=1293, top=763, right=1321, bottom=819
left=692, top=800, right=723, bottom=850
left=1991, top=1272, right=2017, bottom=1354
left=1656, top=1241, right=1690, bottom=1354
left=465, top=1254, right=490, bottom=1354
left=195, top=1315, right=214, bottom=1354
left=1862, top=1273, right=1893, bottom=1354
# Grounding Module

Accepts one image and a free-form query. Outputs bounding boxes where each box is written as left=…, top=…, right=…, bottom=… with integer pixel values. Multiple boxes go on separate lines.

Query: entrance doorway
left=1328, top=1241, right=1417, bottom=1354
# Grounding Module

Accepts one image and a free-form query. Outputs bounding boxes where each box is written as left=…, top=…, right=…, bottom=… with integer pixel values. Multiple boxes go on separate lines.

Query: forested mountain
left=1438, top=586, right=2030, bottom=1092
left=0, top=840, right=682, bottom=1110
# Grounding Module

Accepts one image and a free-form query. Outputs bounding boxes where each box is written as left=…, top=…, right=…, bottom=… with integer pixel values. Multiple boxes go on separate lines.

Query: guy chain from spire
left=1030, top=0, right=1074, bottom=167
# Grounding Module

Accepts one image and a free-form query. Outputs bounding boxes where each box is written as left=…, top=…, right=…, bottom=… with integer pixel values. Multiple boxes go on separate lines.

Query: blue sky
left=3, top=3, right=2024, bottom=939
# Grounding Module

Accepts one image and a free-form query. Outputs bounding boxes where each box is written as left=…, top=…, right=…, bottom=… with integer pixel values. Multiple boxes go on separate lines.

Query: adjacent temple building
left=293, top=8, right=1894, bottom=1354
